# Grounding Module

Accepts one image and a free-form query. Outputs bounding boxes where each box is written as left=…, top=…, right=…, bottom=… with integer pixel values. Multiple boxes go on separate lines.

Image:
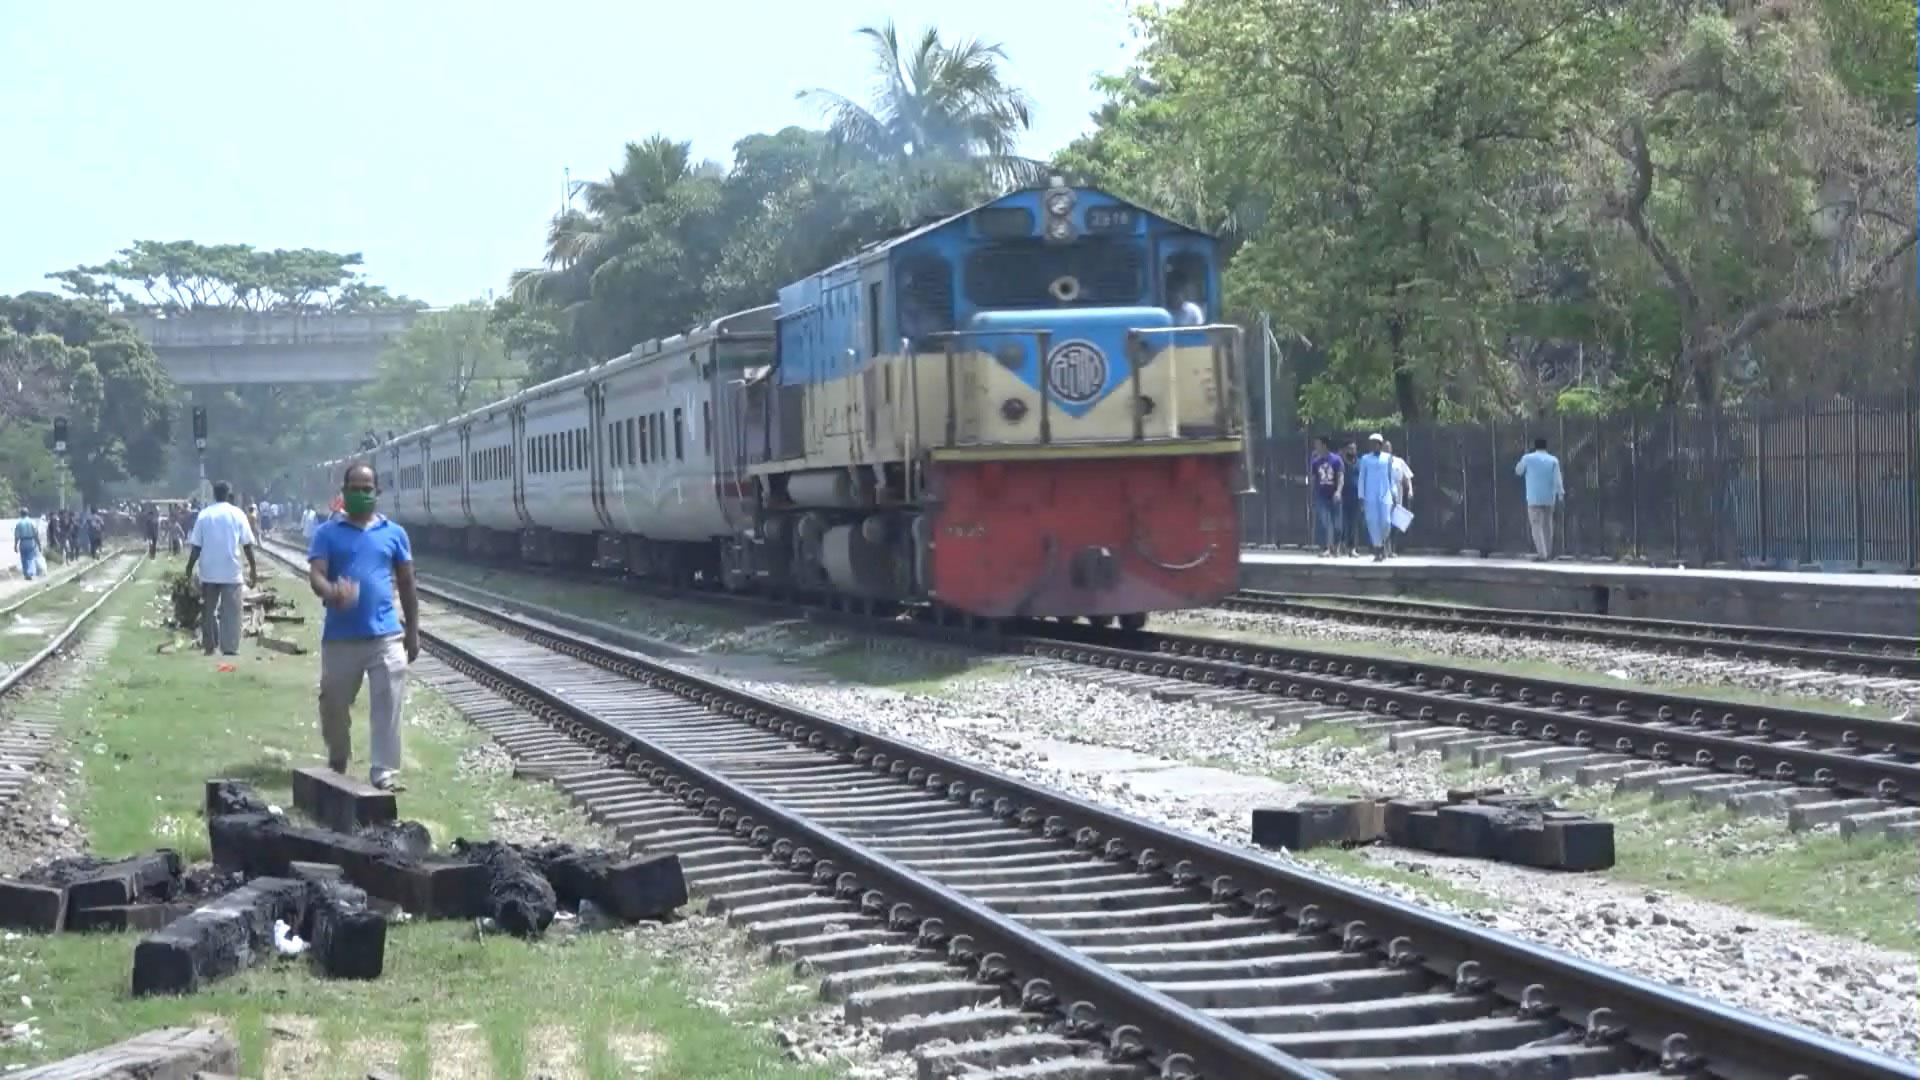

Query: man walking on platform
left=1308, top=436, right=1344, bottom=556
left=13, top=509, right=41, bottom=581
left=1338, top=439, right=1364, bottom=556
left=1356, top=434, right=1396, bottom=562
left=1515, top=437, right=1565, bottom=560
left=307, top=463, right=419, bottom=792
left=185, top=482, right=259, bottom=657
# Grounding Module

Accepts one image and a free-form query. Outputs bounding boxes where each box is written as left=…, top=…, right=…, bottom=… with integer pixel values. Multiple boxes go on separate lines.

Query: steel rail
left=408, top=571, right=1914, bottom=1080
left=384, top=548, right=1919, bottom=801
left=0, top=548, right=131, bottom=621
left=421, top=618, right=1333, bottom=1080
left=1015, top=622, right=1920, bottom=802
left=0, top=554, right=145, bottom=698
left=1238, top=589, right=1920, bottom=654
left=240, top=540, right=1326, bottom=1079
left=1225, top=591, right=1920, bottom=677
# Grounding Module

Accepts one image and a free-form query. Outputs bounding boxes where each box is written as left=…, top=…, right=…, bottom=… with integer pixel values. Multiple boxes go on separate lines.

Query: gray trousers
left=1527, top=505, right=1555, bottom=559
left=318, top=634, right=409, bottom=781
left=199, top=582, right=243, bottom=655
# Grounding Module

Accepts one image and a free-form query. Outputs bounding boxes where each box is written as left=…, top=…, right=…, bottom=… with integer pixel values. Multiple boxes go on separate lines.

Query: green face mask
left=343, top=490, right=377, bottom=516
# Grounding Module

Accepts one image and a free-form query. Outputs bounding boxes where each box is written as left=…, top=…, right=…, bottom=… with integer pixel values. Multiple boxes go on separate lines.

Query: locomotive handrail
left=1126, top=323, right=1257, bottom=494
left=926, top=327, right=1058, bottom=448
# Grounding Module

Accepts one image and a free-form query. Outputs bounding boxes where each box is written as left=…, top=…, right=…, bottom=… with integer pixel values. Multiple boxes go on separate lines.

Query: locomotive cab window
left=964, top=239, right=1144, bottom=309
left=1163, top=252, right=1211, bottom=325
left=896, top=253, right=954, bottom=345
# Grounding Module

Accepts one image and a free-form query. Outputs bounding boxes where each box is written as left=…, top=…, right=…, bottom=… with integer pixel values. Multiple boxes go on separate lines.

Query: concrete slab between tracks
left=1238, top=548, right=1920, bottom=636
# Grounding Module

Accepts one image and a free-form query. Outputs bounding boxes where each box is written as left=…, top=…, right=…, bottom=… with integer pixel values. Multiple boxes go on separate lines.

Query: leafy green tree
left=362, top=303, right=523, bottom=433
left=0, top=422, right=66, bottom=511
left=49, top=242, right=422, bottom=314
left=0, top=293, right=174, bottom=506
left=1063, top=0, right=1621, bottom=422
left=1817, top=0, right=1917, bottom=122
left=510, top=135, right=730, bottom=364
left=801, top=22, right=1041, bottom=194
left=1579, top=2, right=1918, bottom=404
left=506, top=126, right=934, bottom=379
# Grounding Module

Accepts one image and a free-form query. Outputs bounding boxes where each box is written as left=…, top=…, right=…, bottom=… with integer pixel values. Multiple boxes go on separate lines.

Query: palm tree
left=800, top=22, right=1042, bottom=192
left=511, top=134, right=701, bottom=308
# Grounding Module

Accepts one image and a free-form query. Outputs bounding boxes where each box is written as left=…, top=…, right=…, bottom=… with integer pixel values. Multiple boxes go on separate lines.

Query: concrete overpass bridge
left=124, top=310, right=425, bottom=386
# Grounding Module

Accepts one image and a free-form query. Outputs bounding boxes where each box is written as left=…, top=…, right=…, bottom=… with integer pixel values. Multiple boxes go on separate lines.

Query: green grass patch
left=0, top=559, right=840, bottom=1079
left=1565, top=790, right=1920, bottom=951
left=0, top=556, right=130, bottom=667
left=1298, top=847, right=1500, bottom=913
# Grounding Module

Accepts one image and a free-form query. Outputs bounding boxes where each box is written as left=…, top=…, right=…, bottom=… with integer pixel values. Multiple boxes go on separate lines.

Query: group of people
left=1308, top=434, right=1415, bottom=561
left=10, top=507, right=111, bottom=580
left=1308, top=435, right=1567, bottom=561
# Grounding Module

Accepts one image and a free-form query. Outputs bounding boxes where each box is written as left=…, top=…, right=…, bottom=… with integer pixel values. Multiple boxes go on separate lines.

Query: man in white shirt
left=1380, top=438, right=1414, bottom=558
left=184, top=481, right=259, bottom=657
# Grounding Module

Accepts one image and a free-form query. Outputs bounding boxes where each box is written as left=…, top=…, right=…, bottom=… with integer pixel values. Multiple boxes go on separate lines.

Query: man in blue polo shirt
left=307, top=462, right=420, bottom=791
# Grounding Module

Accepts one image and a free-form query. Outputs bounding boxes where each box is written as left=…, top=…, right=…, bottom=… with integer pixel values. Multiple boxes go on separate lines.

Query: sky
left=0, top=1, right=1141, bottom=308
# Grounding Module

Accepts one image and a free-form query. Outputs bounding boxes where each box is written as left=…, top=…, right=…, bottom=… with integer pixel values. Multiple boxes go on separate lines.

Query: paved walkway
left=1243, top=548, right=1920, bottom=591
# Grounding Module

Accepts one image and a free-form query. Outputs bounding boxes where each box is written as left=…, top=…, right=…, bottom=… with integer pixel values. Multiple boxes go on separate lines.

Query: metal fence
left=1240, top=392, right=1920, bottom=571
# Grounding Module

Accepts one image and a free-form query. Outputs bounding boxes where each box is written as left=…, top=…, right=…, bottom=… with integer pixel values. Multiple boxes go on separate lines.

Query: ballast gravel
left=687, top=647, right=1919, bottom=1062
left=1161, top=607, right=1920, bottom=714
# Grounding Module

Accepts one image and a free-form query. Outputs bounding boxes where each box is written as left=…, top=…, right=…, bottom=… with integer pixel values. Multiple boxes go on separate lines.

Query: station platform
left=1238, top=548, right=1920, bottom=636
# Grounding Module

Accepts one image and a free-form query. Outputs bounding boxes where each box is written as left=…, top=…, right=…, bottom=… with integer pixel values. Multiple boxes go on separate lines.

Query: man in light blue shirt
left=1355, top=433, right=1396, bottom=561
left=1515, top=438, right=1565, bottom=560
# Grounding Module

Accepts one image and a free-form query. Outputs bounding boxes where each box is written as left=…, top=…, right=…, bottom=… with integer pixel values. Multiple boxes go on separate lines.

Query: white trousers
left=318, top=634, right=409, bottom=782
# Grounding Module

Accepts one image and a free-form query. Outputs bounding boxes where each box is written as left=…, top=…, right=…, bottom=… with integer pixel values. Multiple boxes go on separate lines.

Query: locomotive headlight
left=1045, top=217, right=1073, bottom=241
left=1045, top=190, right=1075, bottom=217
left=1000, top=398, right=1029, bottom=422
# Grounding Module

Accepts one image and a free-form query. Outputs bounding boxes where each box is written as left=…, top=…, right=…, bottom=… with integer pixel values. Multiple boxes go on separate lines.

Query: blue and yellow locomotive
left=733, top=181, right=1252, bottom=624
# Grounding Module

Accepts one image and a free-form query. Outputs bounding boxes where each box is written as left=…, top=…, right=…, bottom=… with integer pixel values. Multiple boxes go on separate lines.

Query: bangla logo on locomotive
left=1044, top=339, right=1108, bottom=405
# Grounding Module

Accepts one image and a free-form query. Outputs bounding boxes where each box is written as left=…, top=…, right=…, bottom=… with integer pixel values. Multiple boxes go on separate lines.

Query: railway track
left=0, top=553, right=144, bottom=808
left=258, top=544, right=1908, bottom=1079
left=396, top=549, right=1920, bottom=815
left=0, top=553, right=142, bottom=693
left=1220, top=591, right=1920, bottom=681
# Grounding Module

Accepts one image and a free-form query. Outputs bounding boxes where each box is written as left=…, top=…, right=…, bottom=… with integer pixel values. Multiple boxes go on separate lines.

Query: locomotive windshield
left=962, top=238, right=1146, bottom=309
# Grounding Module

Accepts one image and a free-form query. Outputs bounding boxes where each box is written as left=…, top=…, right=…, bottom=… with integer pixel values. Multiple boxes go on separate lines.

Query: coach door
left=586, top=383, right=615, bottom=532
left=458, top=424, right=474, bottom=525
left=510, top=406, right=531, bottom=527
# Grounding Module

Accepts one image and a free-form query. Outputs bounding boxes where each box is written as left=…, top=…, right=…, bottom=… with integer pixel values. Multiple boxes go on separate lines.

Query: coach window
left=626, top=417, right=637, bottom=464
left=673, top=408, right=684, bottom=461
left=654, top=412, right=664, bottom=461
left=702, top=401, right=711, bottom=455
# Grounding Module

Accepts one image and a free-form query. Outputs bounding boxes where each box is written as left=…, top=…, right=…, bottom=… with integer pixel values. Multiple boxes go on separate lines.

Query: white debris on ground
left=1159, top=607, right=1920, bottom=713
left=707, top=652, right=1918, bottom=1062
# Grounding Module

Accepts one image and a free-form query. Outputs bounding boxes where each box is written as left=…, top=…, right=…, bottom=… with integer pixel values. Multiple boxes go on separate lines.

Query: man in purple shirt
left=1308, top=436, right=1345, bottom=556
